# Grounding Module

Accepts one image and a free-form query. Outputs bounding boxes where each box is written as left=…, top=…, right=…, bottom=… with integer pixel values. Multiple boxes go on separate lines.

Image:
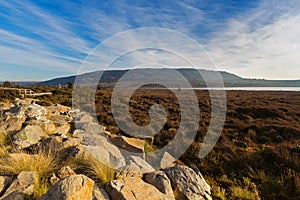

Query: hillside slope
left=36, top=68, right=300, bottom=87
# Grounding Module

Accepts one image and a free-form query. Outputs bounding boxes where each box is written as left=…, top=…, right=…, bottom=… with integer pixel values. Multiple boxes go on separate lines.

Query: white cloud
left=0, top=0, right=300, bottom=80
left=206, top=1, right=300, bottom=79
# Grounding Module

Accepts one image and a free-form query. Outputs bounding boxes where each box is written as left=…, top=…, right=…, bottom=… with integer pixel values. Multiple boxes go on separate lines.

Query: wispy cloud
left=206, top=0, right=300, bottom=79
left=0, top=0, right=210, bottom=79
left=0, top=0, right=299, bottom=80
left=1, top=1, right=92, bottom=53
left=0, top=0, right=93, bottom=79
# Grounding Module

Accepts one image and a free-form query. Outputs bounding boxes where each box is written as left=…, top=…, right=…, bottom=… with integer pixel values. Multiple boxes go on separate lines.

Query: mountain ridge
left=17, top=68, right=300, bottom=87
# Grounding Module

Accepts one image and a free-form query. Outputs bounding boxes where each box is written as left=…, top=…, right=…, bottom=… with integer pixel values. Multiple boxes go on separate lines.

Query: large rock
left=117, top=156, right=155, bottom=179
left=21, top=104, right=47, bottom=120
left=190, top=166, right=212, bottom=196
left=13, top=125, right=45, bottom=148
left=160, top=152, right=176, bottom=169
left=76, top=123, right=104, bottom=134
left=105, top=177, right=173, bottom=200
left=122, top=156, right=154, bottom=174
left=78, top=133, right=107, bottom=146
left=55, top=124, right=70, bottom=135
left=1, top=171, right=37, bottom=200
left=6, top=103, right=47, bottom=121
left=0, top=176, right=13, bottom=194
left=0, top=117, right=25, bottom=134
left=38, top=121, right=56, bottom=135
left=75, top=144, right=125, bottom=170
left=45, top=104, right=71, bottom=116
left=36, top=135, right=80, bottom=160
left=93, top=186, right=110, bottom=200
left=77, top=114, right=94, bottom=123
left=39, top=175, right=94, bottom=200
left=5, top=103, right=46, bottom=122
left=110, top=136, right=145, bottom=154
left=0, top=103, right=14, bottom=112
left=48, top=115, right=72, bottom=124
left=163, top=165, right=212, bottom=200
left=144, top=171, right=174, bottom=198
left=75, top=133, right=126, bottom=169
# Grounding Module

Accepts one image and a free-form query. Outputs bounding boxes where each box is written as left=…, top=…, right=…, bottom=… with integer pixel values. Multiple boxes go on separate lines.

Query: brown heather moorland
left=94, top=89, right=300, bottom=200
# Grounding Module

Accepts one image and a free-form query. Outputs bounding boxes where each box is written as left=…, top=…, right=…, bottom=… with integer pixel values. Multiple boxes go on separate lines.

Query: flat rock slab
left=105, top=177, right=173, bottom=200
left=110, top=136, right=145, bottom=154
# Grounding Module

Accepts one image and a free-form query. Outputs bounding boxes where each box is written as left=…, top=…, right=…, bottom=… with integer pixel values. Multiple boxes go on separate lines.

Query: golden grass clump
left=34, top=177, right=51, bottom=199
left=68, top=155, right=116, bottom=187
left=0, top=145, right=10, bottom=158
left=213, top=186, right=227, bottom=200
left=0, top=133, right=12, bottom=146
left=0, top=151, right=58, bottom=198
left=231, top=186, right=257, bottom=200
left=0, top=152, right=58, bottom=177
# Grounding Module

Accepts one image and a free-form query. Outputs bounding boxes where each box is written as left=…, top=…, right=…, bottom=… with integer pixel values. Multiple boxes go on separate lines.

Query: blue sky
left=0, top=0, right=299, bottom=81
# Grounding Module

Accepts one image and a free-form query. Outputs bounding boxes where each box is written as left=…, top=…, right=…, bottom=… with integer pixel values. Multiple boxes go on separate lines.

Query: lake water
left=144, top=87, right=300, bottom=91
left=193, top=87, right=300, bottom=91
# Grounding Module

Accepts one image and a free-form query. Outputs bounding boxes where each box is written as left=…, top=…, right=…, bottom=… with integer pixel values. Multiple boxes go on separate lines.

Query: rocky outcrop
left=163, top=165, right=212, bottom=200
left=13, top=125, right=45, bottom=148
left=39, top=175, right=94, bottom=200
left=0, top=100, right=72, bottom=145
left=0, top=99, right=212, bottom=200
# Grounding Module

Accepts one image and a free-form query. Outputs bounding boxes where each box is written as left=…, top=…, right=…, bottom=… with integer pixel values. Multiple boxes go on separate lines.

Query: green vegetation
left=0, top=89, right=21, bottom=102
left=213, top=186, right=227, bottom=200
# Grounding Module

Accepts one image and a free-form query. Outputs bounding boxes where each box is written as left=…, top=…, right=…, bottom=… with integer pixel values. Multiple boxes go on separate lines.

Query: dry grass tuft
left=214, top=186, right=227, bottom=200
left=0, top=133, right=12, bottom=146
left=0, top=145, right=10, bottom=158
left=68, top=155, right=116, bottom=186
left=0, top=152, right=58, bottom=177
left=231, top=186, right=257, bottom=200
left=34, top=177, right=51, bottom=199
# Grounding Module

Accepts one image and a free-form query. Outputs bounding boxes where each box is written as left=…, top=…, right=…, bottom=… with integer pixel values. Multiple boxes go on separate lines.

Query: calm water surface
left=193, top=87, right=300, bottom=91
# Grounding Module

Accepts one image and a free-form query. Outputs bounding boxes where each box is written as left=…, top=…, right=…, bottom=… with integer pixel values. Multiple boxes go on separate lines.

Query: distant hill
left=35, top=68, right=300, bottom=87
left=0, top=81, right=39, bottom=87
